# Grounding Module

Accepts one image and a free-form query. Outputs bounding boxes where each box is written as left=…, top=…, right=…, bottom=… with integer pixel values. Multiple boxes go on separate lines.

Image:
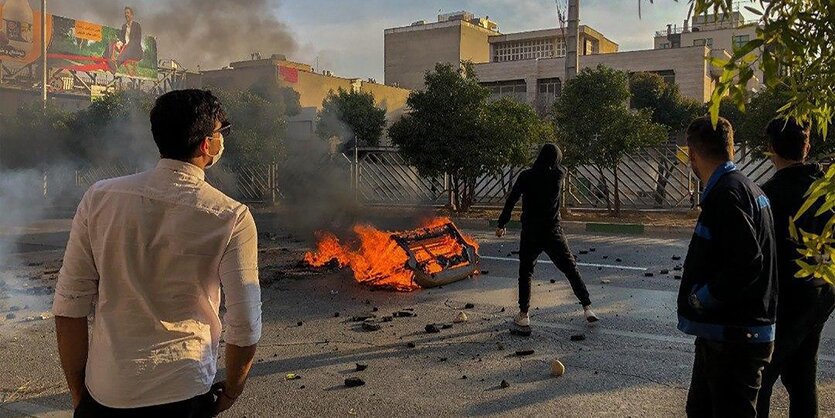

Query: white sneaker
left=514, top=312, right=530, bottom=327
left=584, top=306, right=599, bottom=323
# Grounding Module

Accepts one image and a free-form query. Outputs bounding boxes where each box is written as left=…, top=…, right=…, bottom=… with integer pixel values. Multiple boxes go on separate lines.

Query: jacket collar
left=701, top=161, right=737, bottom=200
left=156, top=158, right=206, bottom=181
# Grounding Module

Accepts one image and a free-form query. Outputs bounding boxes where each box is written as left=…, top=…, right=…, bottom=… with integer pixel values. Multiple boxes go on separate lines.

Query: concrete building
left=195, top=55, right=411, bottom=142
left=384, top=11, right=499, bottom=91
left=385, top=9, right=763, bottom=114
left=654, top=11, right=761, bottom=87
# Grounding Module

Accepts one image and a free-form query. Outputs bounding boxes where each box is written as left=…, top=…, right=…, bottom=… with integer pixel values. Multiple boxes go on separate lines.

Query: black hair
left=150, top=89, right=228, bottom=161
left=533, top=143, right=562, bottom=169
left=766, top=116, right=809, bottom=161
left=686, top=115, right=734, bottom=161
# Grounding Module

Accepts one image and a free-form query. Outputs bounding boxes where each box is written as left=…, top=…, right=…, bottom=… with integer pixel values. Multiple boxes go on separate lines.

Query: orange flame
left=304, top=217, right=478, bottom=292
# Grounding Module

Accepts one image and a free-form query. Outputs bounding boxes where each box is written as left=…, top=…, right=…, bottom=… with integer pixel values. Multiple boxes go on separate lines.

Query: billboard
left=0, top=2, right=158, bottom=80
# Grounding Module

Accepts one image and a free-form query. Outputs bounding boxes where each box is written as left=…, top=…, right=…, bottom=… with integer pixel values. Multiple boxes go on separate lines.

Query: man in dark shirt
left=496, top=143, right=597, bottom=329
left=678, top=116, right=777, bottom=417
left=757, top=117, right=835, bottom=418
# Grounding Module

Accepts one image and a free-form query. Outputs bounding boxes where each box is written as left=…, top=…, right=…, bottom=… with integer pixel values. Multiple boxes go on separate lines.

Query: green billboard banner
left=0, top=2, right=158, bottom=80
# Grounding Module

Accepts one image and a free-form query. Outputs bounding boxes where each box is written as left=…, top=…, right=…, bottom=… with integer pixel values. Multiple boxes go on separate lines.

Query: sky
left=43, top=0, right=705, bottom=82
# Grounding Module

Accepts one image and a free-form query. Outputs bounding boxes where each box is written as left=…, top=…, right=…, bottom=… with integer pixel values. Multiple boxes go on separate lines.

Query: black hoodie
left=497, top=144, right=565, bottom=230
left=761, top=163, right=832, bottom=291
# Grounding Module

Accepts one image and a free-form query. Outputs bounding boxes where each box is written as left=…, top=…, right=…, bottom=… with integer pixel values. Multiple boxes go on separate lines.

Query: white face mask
left=205, top=133, right=224, bottom=168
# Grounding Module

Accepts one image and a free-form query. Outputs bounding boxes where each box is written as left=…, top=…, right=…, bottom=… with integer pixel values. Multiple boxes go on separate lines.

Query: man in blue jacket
left=678, top=116, right=777, bottom=417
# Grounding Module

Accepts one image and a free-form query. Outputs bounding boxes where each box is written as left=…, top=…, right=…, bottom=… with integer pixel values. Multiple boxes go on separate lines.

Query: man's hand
left=70, top=387, right=88, bottom=409
left=495, top=227, right=506, bottom=238
left=210, top=381, right=240, bottom=416
left=115, top=41, right=124, bottom=50
left=55, top=316, right=89, bottom=411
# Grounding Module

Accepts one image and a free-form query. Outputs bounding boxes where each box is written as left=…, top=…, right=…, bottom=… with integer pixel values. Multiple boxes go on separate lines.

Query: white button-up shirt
left=53, top=159, right=262, bottom=408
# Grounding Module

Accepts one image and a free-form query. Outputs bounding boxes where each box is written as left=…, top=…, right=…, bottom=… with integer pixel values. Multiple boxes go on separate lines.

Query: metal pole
left=565, top=0, right=579, bottom=82
left=353, top=141, right=359, bottom=202
left=41, top=0, right=48, bottom=109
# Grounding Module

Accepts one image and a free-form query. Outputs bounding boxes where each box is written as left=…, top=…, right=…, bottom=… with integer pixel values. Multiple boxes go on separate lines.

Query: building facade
left=385, top=10, right=763, bottom=114
left=384, top=11, right=499, bottom=91
left=194, top=55, right=411, bottom=142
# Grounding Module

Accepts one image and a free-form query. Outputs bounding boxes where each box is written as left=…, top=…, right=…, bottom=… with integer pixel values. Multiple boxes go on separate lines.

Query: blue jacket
left=677, top=162, right=778, bottom=343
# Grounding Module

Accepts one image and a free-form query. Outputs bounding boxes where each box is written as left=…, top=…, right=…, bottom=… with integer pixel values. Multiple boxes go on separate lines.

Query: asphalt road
left=1, top=223, right=833, bottom=417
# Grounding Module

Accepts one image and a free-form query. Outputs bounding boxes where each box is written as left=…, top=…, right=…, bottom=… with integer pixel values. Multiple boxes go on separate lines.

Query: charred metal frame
left=391, top=222, right=480, bottom=288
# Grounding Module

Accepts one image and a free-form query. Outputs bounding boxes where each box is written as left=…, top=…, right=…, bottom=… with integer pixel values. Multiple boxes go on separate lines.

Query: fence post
left=43, top=170, right=48, bottom=199
left=270, top=163, right=278, bottom=205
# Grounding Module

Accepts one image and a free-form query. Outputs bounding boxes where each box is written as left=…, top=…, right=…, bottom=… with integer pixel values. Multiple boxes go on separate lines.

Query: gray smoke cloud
left=49, top=0, right=298, bottom=70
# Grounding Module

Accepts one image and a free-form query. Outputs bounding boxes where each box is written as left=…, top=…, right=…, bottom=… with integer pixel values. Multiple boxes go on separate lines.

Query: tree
left=629, top=71, right=703, bottom=133
left=316, top=89, right=386, bottom=149
left=66, top=90, right=158, bottom=166
left=0, top=102, right=73, bottom=169
left=736, top=86, right=835, bottom=159
left=630, top=72, right=705, bottom=207
left=554, top=65, right=631, bottom=169
left=554, top=65, right=668, bottom=213
left=213, top=88, right=290, bottom=167
left=389, top=62, right=552, bottom=211
left=696, top=0, right=835, bottom=284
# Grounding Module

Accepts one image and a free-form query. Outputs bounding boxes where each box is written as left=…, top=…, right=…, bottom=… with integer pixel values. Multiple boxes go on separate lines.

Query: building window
left=536, top=78, right=562, bottom=114
left=660, top=42, right=670, bottom=49
left=493, top=38, right=561, bottom=62
left=732, top=34, right=750, bottom=49
left=693, top=39, right=706, bottom=47
left=482, top=80, right=527, bottom=102
left=554, top=38, right=566, bottom=57
left=650, top=69, right=676, bottom=85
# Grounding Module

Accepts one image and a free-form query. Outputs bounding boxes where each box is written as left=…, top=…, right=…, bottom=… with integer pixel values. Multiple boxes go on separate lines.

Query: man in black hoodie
left=757, top=117, right=835, bottom=418
left=496, top=143, right=597, bottom=329
left=678, top=116, right=777, bottom=417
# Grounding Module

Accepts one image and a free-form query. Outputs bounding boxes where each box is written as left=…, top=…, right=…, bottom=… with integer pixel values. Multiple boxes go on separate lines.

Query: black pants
left=687, top=337, right=774, bottom=418
left=74, top=391, right=215, bottom=418
left=518, top=225, right=591, bottom=312
left=757, top=286, right=835, bottom=418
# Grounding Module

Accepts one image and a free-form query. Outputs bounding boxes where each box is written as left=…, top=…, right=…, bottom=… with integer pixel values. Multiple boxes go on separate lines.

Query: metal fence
left=343, top=145, right=777, bottom=210
left=45, top=145, right=776, bottom=210
left=41, top=163, right=279, bottom=205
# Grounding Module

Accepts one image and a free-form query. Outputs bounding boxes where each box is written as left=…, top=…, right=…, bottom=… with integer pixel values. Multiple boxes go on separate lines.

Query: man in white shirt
left=53, top=89, right=262, bottom=417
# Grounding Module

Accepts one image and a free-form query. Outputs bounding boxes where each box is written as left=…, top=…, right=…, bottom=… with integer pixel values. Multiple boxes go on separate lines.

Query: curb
left=461, top=219, right=693, bottom=236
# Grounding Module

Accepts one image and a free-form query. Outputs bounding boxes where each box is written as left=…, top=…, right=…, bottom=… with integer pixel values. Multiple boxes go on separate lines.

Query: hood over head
left=533, top=143, right=562, bottom=169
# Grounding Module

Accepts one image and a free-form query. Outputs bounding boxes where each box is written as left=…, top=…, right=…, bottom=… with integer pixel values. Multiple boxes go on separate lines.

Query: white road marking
left=480, top=255, right=648, bottom=271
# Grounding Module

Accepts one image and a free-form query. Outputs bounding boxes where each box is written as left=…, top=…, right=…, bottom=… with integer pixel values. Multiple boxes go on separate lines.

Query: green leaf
left=732, top=39, right=765, bottom=61
left=815, top=198, right=835, bottom=217
left=744, top=6, right=763, bottom=16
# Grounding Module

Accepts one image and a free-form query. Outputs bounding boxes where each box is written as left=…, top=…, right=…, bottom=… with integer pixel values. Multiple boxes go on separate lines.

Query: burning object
left=304, top=218, right=480, bottom=291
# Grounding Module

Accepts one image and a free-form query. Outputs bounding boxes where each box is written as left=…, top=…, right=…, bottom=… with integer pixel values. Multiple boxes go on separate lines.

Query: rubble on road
left=425, top=324, right=440, bottom=333
left=515, top=349, right=534, bottom=356
left=362, top=322, right=382, bottom=331
left=344, top=377, right=365, bottom=387
left=570, top=334, right=586, bottom=341
left=454, top=312, right=468, bottom=323
left=551, top=360, right=566, bottom=377
left=355, top=363, right=368, bottom=371
left=500, top=380, right=510, bottom=388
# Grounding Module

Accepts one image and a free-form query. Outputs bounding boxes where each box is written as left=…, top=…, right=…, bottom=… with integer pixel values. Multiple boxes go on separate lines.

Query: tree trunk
left=452, top=174, right=461, bottom=212
left=614, top=161, right=621, bottom=215
left=598, top=165, right=611, bottom=212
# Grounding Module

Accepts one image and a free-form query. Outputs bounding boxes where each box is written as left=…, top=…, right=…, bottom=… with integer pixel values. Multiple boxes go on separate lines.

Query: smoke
left=49, top=0, right=298, bottom=71
left=277, top=137, right=363, bottom=239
